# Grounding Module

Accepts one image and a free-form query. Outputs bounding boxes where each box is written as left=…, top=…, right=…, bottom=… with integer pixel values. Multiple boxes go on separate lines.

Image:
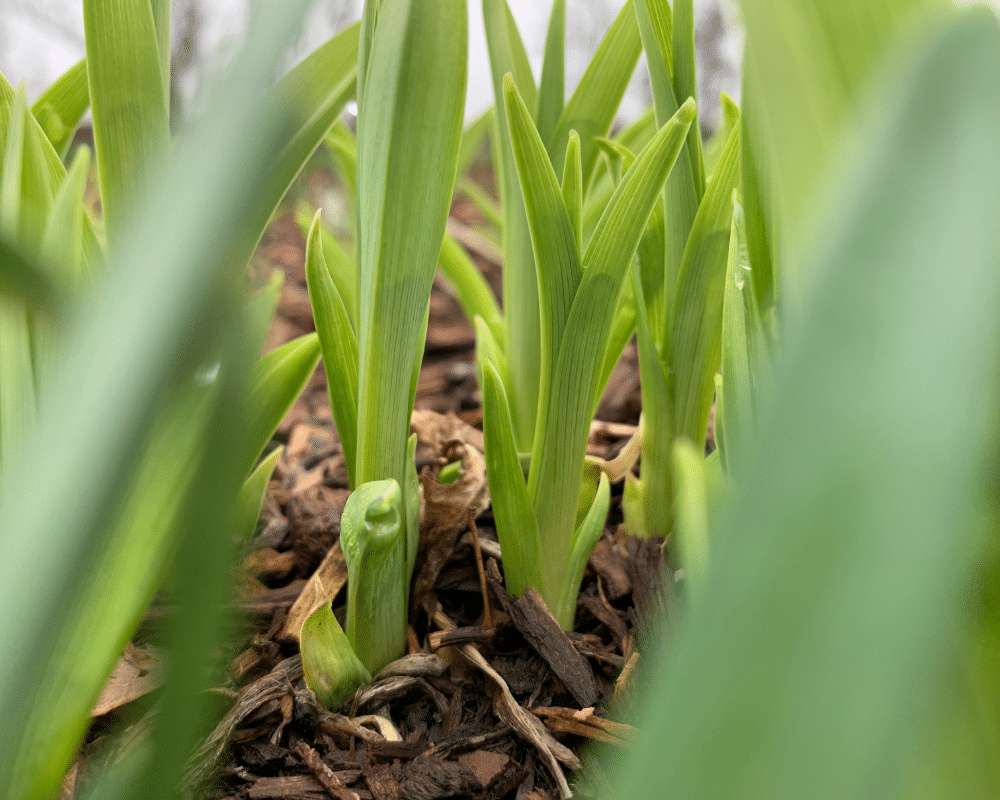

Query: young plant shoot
left=477, top=75, right=696, bottom=629
left=302, top=0, right=468, bottom=689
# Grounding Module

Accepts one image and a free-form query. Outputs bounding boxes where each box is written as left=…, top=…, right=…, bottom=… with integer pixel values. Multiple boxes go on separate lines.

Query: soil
left=73, top=170, right=701, bottom=800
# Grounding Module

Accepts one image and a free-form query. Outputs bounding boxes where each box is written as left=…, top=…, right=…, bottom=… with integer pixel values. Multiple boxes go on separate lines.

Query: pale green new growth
left=301, top=597, right=372, bottom=711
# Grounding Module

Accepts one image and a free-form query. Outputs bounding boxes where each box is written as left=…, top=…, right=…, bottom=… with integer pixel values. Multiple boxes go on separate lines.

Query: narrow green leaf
left=296, top=205, right=359, bottom=326
left=484, top=0, right=541, bottom=450
left=474, top=315, right=510, bottom=404
left=671, top=438, right=709, bottom=596
left=237, top=445, right=283, bottom=540
left=325, top=119, right=358, bottom=233
left=554, top=471, right=610, bottom=628
left=480, top=359, right=542, bottom=597
left=671, top=121, right=740, bottom=449
left=594, top=275, right=637, bottom=422
left=457, top=175, right=503, bottom=229
left=739, top=66, right=777, bottom=310
left=634, top=0, right=700, bottom=318
left=245, top=268, right=284, bottom=358
left=245, top=332, right=322, bottom=485
left=503, top=75, right=580, bottom=414
left=355, top=0, right=467, bottom=487
left=39, top=144, right=90, bottom=285
left=0, top=1, right=315, bottom=794
left=703, top=92, right=739, bottom=179
left=536, top=0, right=565, bottom=144
left=671, top=0, right=705, bottom=195
left=457, top=107, right=494, bottom=175
left=546, top=0, right=642, bottom=185
left=439, top=233, right=504, bottom=346
left=634, top=0, right=673, bottom=102
left=31, top=58, right=89, bottom=158
left=561, top=130, right=583, bottom=254
left=241, top=22, right=360, bottom=262
left=403, top=433, right=420, bottom=586
left=305, top=213, right=359, bottom=487
left=528, top=100, right=695, bottom=615
left=613, top=10, right=1000, bottom=798
left=625, top=265, right=673, bottom=539
left=717, top=198, right=771, bottom=478
left=301, top=595, right=372, bottom=710
left=84, top=0, right=171, bottom=253
left=582, top=107, right=657, bottom=245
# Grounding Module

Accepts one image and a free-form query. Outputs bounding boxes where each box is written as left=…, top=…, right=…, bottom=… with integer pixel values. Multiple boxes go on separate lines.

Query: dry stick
left=291, top=738, right=361, bottom=800
left=432, top=610, right=577, bottom=799
left=468, top=508, right=494, bottom=630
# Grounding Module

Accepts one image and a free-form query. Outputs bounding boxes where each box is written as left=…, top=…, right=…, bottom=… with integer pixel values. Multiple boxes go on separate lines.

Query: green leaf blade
left=671, top=121, right=740, bottom=449
left=528, top=100, right=696, bottom=614
left=30, top=58, right=90, bottom=158
left=245, top=333, right=322, bottom=487
left=503, top=75, right=580, bottom=414
left=355, top=0, right=468, bottom=487
left=84, top=0, right=170, bottom=253
left=305, top=212, right=359, bottom=488
left=546, top=0, right=642, bottom=185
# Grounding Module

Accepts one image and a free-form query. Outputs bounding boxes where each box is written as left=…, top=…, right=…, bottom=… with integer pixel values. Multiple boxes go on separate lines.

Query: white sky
left=0, top=0, right=739, bottom=123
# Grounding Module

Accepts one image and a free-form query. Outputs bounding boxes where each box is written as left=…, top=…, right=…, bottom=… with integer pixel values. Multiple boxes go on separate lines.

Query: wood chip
left=500, top=587, right=600, bottom=709
left=280, top=542, right=348, bottom=642
left=291, top=739, right=361, bottom=800
left=433, top=611, right=577, bottom=800
left=587, top=537, right=633, bottom=600
left=248, top=774, right=328, bottom=799
left=242, top=547, right=297, bottom=582
left=456, top=750, right=513, bottom=788
left=532, top=707, right=638, bottom=748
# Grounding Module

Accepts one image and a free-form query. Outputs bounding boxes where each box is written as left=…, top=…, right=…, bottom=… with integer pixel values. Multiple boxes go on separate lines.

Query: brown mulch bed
left=76, top=180, right=690, bottom=800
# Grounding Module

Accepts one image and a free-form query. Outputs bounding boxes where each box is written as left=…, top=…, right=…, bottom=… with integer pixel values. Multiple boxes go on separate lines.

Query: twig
left=468, top=508, right=494, bottom=629
left=433, top=610, right=578, bottom=799
left=291, top=738, right=361, bottom=800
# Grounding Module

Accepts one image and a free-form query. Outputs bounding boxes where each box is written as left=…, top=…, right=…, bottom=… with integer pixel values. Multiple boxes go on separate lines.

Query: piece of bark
left=280, top=542, right=348, bottom=642
left=243, top=547, right=297, bottom=582
left=532, top=707, right=638, bottom=748
left=503, top=588, right=600, bottom=709
left=237, top=582, right=305, bottom=615
left=576, top=592, right=629, bottom=645
left=427, top=625, right=495, bottom=651
left=247, top=774, right=328, bottom=799
left=399, top=755, right=482, bottom=800
left=291, top=739, right=362, bottom=800
left=363, top=763, right=403, bottom=800
left=433, top=611, right=576, bottom=800
left=352, top=675, right=449, bottom=717
left=456, top=750, right=514, bottom=788
left=587, top=537, right=632, bottom=600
